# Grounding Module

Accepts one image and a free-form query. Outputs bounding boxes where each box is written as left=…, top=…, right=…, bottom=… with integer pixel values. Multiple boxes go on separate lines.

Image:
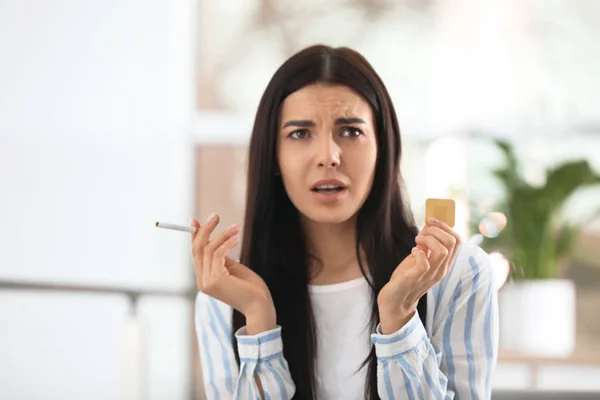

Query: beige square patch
left=425, top=198, right=456, bottom=227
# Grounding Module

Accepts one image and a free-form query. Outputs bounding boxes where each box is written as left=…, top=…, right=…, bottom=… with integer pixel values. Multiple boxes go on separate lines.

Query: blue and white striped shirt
left=195, top=243, right=498, bottom=399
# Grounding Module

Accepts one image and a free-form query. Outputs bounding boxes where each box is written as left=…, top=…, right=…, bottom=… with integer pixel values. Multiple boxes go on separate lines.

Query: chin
left=299, top=204, right=359, bottom=225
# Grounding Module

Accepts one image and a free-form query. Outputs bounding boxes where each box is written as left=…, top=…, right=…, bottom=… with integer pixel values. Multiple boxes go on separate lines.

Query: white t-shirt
left=308, top=276, right=373, bottom=399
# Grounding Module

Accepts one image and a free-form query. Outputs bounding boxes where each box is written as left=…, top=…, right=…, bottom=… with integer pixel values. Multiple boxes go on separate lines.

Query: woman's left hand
left=377, top=218, right=462, bottom=334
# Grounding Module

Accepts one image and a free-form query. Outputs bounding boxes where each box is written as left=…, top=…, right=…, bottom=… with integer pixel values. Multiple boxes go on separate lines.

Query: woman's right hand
left=190, top=214, right=275, bottom=334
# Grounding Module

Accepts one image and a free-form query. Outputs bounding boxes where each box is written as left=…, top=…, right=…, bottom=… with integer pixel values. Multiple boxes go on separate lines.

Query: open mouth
left=311, top=184, right=346, bottom=194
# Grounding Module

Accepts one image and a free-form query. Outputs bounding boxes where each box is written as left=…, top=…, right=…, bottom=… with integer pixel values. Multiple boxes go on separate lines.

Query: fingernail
left=205, top=213, right=217, bottom=223
left=428, top=217, right=439, bottom=224
left=227, top=224, right=239, bottom=231
left=189, top=218, right=195, bottom=226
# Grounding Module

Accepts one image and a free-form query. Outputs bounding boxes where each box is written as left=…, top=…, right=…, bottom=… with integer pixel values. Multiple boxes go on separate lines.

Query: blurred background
left=1, top=0, right=599, bottom=399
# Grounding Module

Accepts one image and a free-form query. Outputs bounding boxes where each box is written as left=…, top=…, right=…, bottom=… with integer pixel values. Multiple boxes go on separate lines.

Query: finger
left=198, top=216, right=219, bottom=288
left=426, top=218, right=462, bottom=270
left=206, top=224, right=240, bottom=254
left=202, top=224, right=239, bottom=282
left=225, top=256, right=244, bottom=274
left=422, top=226, right=456, bottom=255
left=225, top=257, right=265, bottom=289
left=189, top=219, right=203, bottom=290
left=202, top=240, right=212, bottom=290
left=225, top=257, right=258, bottom=282
left=408, top=247, right=430, bottom=280
left=413, top=248, right=434, bottom=294
left=224, top=256, right=238, bottom=265
left=192, top=213, right=219, bottom=290
left=415, top=226, right=434, bottom=257
left=193, top=213, right=220, bottom=254
left=211, top=234, right=240, bottom=280
left=420, top=227, right=457, bottom=283
left=190, top=218, right=200, bottom=240
left=426, top=218, right=462, bottom=247
left=415, top=242, right=429, bottom=256
left=415, top=234, right=448, bottom=267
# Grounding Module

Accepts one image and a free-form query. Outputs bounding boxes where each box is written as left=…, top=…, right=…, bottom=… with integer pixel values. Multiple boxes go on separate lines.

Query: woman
left=191, top=45, right=498, bottom=400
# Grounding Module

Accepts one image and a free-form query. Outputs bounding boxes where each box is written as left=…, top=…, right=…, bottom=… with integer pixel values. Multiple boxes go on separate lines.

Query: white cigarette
left=155, top=221, right=197, bottom=233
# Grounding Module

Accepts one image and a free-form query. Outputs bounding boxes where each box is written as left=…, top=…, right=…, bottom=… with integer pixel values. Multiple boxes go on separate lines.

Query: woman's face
left=277, top=83, right=378, bottom=224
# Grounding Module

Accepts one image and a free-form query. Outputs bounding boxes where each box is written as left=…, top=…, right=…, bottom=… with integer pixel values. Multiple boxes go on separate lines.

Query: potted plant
left=472, top=139, right=600, bottom=357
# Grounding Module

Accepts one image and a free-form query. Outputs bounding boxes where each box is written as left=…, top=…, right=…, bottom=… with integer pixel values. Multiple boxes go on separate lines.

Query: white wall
left=0, top=0, right=197, bottom=398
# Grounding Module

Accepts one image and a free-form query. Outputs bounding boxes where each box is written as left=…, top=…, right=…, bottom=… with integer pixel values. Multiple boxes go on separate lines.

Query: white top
left=309, top=275, right=372, bottom=399
left=195, top=243, right=499, bottom=399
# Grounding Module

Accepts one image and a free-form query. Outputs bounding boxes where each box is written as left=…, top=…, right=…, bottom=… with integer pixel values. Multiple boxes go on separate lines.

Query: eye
left=340, top=127, right=364, bottom=137
left=288, top=129, right=310, bottom=140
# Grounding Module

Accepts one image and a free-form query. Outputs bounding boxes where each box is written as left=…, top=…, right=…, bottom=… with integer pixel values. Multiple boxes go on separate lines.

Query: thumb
left=225, top=257, right=256, bottom=283
left=416, top=230, right=430, bottom=257
left=225, top=256, right=239, bottom=267
left=410, top=247, right=430, bottom=279
left=416, top=243, right=429, bottom=255
left=225, top=257, right=246, bottom=274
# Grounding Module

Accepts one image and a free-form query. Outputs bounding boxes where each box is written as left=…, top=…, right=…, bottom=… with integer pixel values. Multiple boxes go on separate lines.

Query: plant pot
left=498, top=279, right=576, bottom=357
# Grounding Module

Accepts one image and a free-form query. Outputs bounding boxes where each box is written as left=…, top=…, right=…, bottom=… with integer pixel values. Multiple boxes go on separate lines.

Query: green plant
left=472, top=139, right=600, bottom=280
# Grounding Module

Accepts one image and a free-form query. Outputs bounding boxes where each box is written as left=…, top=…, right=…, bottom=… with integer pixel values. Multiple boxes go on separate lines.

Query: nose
left=316, top=135, right=341, bottom=168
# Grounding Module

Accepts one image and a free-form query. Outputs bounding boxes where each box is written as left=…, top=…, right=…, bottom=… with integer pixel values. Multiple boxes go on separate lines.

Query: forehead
left=280, top=83, right=372, bottom=120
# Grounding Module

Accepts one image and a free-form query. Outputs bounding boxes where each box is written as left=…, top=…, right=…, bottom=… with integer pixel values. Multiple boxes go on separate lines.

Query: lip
left=310, top=178, right=349, bottom=204
left=311, top=187, right=348, bottom=204
left=310, top=179, right=348, bottom=190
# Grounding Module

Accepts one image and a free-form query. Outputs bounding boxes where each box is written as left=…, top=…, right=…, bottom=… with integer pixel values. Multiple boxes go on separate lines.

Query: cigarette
left=155, top=221, right=197, bottom=233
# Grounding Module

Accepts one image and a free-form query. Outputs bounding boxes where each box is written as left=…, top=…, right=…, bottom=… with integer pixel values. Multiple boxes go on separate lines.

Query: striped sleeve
left=195, top=292, right=296, bottom=399
left=370, top=244, right=499, bottom=400
left=195, top=292, right=238, bottom=399
left=234, top=326, right=295, bottom=399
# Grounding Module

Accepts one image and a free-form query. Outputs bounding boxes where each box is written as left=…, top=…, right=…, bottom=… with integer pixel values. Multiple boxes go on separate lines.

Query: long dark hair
left=232, top=45, right=426, bottom=399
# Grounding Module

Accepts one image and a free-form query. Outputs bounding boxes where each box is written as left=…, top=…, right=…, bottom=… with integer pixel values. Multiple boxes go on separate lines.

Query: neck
left=302, top=215, right=364, bottom=285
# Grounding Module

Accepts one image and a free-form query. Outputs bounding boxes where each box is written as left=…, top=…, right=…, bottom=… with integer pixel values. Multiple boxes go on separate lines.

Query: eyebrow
left=281, top=117, right=367, bottom=129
